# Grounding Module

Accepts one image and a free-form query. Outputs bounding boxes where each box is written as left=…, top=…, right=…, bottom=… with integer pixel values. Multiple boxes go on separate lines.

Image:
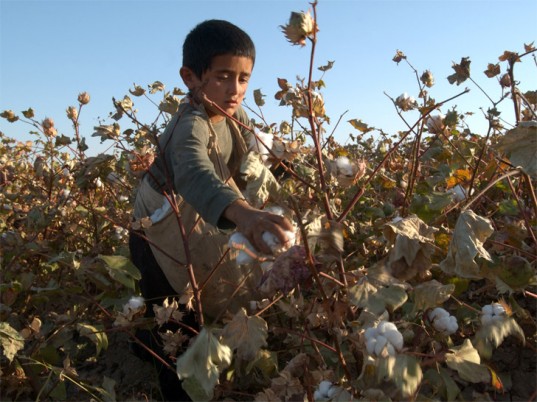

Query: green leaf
left=221, top=308, right=268, bottom=360
left=77, top=323, right=108, bottom=355
left=0, top=322, right=24, bottom=362
left=439, top=210, right=494, bottom=279
left=98, top=254, right=141, bottom=290
left=445, top=339, right=491, bottom=383
left=377, top=355, right=423, bottom=397
left=176, top=328, right=232, bottom=399
left=495, top=122, right=537, bottom=179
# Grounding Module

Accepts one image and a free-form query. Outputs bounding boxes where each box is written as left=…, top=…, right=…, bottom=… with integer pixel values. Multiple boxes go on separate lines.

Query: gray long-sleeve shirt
left=144, top=101, right=252, bottom=227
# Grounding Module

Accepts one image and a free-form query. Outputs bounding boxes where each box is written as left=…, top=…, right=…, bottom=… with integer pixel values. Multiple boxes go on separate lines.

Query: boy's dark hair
left=183, top=19, right=256, bottom=78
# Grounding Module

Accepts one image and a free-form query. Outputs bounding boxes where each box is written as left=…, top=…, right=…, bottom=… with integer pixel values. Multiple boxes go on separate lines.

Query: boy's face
left=182, top=55, right=253, bottom=122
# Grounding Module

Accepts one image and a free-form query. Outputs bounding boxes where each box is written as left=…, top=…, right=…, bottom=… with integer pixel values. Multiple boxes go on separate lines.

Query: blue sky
left=1, top=0, right=536, bottom=155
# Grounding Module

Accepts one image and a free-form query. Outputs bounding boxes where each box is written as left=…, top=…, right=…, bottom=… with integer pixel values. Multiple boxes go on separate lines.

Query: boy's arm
left=223, top=199, right=294, bottom=255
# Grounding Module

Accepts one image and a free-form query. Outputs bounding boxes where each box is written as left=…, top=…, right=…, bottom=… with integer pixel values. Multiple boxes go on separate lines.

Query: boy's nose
left=228, top=78, right=241, bottom=95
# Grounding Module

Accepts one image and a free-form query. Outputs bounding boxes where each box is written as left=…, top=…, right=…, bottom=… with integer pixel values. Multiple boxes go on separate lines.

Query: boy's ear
left=179, top=66, right=199, bottom=91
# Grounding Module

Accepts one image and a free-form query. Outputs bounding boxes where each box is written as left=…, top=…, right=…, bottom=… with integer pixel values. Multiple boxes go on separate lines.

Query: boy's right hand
left=224, top=199, right=294, bottom=255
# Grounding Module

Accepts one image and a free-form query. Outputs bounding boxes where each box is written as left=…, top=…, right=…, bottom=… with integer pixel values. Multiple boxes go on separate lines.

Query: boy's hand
left=224, top=200, right=294, bottom=255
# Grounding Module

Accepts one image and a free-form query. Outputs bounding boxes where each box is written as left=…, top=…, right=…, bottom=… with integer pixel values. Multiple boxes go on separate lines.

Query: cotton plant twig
left=337, top=88, right=471, bottom=223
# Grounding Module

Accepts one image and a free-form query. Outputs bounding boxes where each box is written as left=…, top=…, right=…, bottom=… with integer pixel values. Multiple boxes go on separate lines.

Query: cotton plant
left=364, top=321, right=404, bottom=357
left=428, top=307, right=458, bottom=335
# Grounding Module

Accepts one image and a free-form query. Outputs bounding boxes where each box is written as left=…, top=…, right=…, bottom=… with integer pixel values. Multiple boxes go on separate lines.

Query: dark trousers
left=129, top=231, right=199, bottom=401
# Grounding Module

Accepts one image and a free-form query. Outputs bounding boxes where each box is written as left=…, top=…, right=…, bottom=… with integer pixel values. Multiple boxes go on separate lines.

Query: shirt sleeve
left=164, top=110, right=243, bottom=228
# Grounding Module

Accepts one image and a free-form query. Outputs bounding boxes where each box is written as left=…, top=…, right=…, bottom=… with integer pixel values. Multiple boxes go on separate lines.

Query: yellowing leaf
left=495, top=121, right=537, bottom=179
left=0, top=322, right=24, bottom=362
left=348, top=119, right=373, bottom=133
left=446, top=169, right=472, bottom=189
left=176, top=328, right=232, bottom=399
left=439, top=210, right=494, bottom=279
left=221, top=308, right=268, bottom=360
left=445, top=339, right=491, bottom=383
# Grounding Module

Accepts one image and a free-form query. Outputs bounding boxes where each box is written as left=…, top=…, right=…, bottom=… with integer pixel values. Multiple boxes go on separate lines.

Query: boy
left=129, top=19, right=293, bottom=400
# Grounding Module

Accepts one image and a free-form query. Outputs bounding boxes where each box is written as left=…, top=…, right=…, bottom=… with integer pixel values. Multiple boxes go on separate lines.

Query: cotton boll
left=318, top=381, right=332, bottom=396
left=428, top=307, right=449, bottom=322
left=449, top=184, right=468, bottom=202
left=365, top=337, right=377, bottom=355
left=385, top=343, right=396, bottom=357
left=377, top=320, right=398, bottom=334
left=326, top=385, right=339, bottom=399
left=262, top=230, right=296, bottom=255
left=481, top=314, right=493, bottom=326
left=435, top=316, right=450, bottom=332
left=384, top=328, right=404, bottom=351
left=447, top=316, right=458, bottom=334
left=492, top=303, right=506, bottom=316
left=229, top=232, right=257, bottom=265
left=374, top=335, right=388, bottom=356
left=249, top=132, right=274, bottom=162
left=482, top=304, right=493, bottom=316
left=335, top=156, right=354, bottom=176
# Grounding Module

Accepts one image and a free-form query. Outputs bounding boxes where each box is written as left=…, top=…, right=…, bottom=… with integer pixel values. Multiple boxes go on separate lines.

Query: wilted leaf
left=129, top=84, right=146, bottom=97
left=253, top=89, right=266, bottom=107
left=99, top=254, right=141, bottom=290
left=240, top=153, right=281, bottom=208
left=348, top=119, right=373, bottom=133
left=484, top=63, right=501, bottom=78
left=445, top=339, right=491, bottom=383
left=494, top=121, right=537, bottom=179
left=0, top=322, right=24, bottom=362
left=176, top=328, right=232, bottom=399
left=439, top=210, right=494, bottom=279
left=318, top=60, right=335, bottom=72
left=413, top=280, right=455, bottom=312
left=92, top=123, right=121, bottom=142
left=149, top=80, right=165, bottom=94
left=158, top=94, right=181, bottom=115
left=22, top=108, right=35, bottom=119
left=447, top=57, right=471, bottom=85
left=221, top=308, right=268, bottom=360
left=392, top=50, right=407, bottom=64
